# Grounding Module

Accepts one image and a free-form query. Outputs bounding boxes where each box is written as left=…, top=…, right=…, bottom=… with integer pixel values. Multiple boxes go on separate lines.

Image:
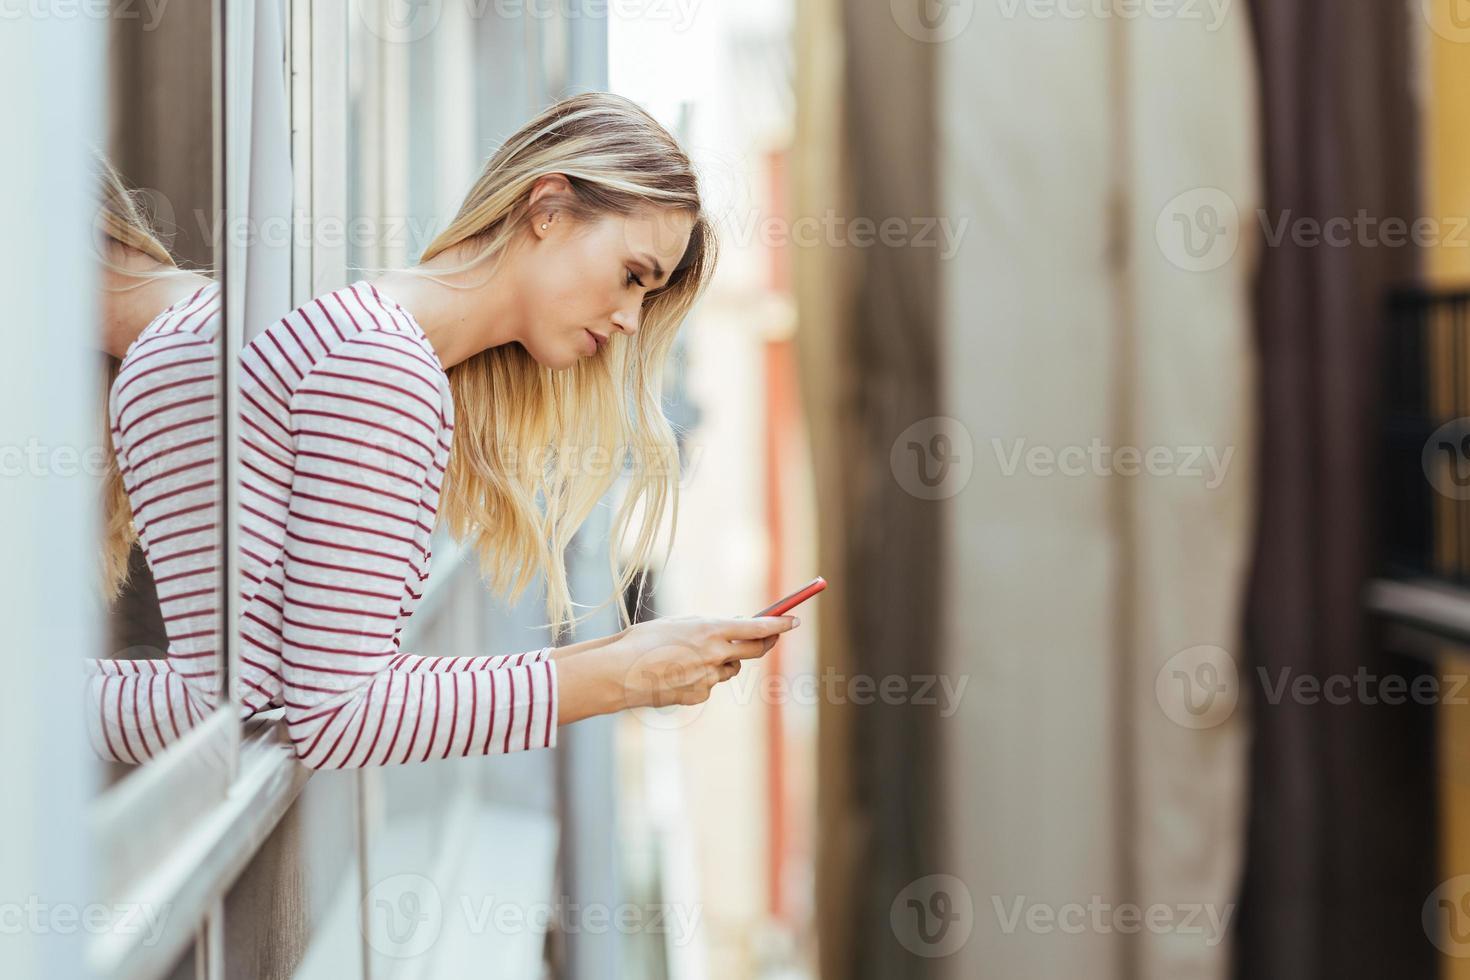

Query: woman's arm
left=276, top=333, right=564, bottom=770
left=549, top=631, right=623, bottom=660
left=267, top=326, right=801, bottom=768
left=85, top=284, right=226, bottom=765
left=83, top=658, right=220, bottom=764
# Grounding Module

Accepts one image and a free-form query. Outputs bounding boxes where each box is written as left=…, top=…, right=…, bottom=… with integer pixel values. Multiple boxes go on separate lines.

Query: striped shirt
left=236, top=281, right=558, bottom=770
left=86, top=281, right=226, bottom=765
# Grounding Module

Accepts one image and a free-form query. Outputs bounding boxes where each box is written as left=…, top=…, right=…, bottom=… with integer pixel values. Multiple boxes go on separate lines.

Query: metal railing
left=1382, top=287, right=1470, bottom=581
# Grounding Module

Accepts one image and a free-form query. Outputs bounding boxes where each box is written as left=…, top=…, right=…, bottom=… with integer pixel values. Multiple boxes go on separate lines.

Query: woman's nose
left=611, top=306, right=640, bottom=336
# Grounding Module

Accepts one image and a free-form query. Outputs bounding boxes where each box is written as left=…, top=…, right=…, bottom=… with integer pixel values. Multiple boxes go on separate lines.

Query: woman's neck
left=98, top=254, right=213, bottom=359
left=370, top=245, right=526, bottom=371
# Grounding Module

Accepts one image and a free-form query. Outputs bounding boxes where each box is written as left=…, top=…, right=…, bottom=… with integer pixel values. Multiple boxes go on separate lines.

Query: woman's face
left=516, top=205, right=696, bottom=370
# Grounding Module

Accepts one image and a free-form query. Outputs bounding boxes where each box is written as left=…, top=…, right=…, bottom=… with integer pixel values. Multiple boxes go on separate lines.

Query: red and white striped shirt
left=86, top=281, right=226, bottom=764
left=236, top=281, right=558, bottom=770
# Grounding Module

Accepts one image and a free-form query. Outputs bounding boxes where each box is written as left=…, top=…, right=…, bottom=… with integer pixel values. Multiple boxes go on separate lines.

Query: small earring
left=541, top=213, right=553, bottom=231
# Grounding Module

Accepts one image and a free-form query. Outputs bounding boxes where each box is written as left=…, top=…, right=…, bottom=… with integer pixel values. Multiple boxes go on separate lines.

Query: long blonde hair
left=94, top=153, right=194, bottom=600
left=413, top=93, right=718, bottom=636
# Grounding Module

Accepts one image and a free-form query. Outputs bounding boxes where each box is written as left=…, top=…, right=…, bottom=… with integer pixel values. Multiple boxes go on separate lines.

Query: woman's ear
left=527, top=173, right=574, bottom=240
left=533, top=208, right=559, bottom=241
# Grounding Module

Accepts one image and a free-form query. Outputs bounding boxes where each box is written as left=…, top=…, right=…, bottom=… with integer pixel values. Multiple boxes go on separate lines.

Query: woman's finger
left=715, top=616, right=798, bottom=641
left=719, top=637, right=775, bottom=661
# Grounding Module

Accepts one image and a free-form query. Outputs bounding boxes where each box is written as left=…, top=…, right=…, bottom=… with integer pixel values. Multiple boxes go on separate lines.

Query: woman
left=86, top=155, right=227, bottom=765
left=238, top=93, right=798, bottom=770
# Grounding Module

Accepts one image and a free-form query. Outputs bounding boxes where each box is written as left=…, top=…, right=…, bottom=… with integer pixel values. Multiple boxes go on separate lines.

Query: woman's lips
left=584, top=329, right=602, bottom=354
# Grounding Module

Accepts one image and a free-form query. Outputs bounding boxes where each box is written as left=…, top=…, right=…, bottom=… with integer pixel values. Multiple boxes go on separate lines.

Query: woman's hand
left=611, top=615, right=800, bottom=709
left=554, top=615, right=799, bottom=726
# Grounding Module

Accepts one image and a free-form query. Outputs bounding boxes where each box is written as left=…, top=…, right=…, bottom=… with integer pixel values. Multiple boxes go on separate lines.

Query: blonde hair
left=94, top=153, right=196, bottom=600
left=412, top=93, right=718, bottom=637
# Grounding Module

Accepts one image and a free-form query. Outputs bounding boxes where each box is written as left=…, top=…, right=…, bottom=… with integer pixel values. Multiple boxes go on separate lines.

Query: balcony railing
left=1382, top=287, right=1470, bottom=582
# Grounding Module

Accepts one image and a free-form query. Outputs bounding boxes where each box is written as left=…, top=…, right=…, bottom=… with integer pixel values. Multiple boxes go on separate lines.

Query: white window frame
left=83, top=4, right=615, bottom=978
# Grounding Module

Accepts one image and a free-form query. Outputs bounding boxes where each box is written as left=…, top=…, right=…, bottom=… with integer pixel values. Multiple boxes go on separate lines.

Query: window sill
left=88, top=711, right=308, bottom=980
left=1366, top=577, right=1470, bottom=666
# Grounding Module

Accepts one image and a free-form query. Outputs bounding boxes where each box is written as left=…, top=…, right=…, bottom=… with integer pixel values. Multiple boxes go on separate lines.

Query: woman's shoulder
left=120, top=278, right=222, bottom=356
left=249, top=280, right=442, bottom=376
left=244, top=280, right=451, bottom=433
left=112, top=280, right=221, bottom=410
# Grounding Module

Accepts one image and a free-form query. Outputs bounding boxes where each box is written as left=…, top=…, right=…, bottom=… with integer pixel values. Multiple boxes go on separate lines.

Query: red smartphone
left=754, top=576, right=827, bottom=618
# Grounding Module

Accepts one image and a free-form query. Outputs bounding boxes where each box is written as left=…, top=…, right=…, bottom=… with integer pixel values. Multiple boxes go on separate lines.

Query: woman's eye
left=626, top=269, right=646, bottom=289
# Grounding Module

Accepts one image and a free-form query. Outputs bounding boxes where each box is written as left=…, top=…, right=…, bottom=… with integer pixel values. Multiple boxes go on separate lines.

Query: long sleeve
left=83, top=658, right=223, bottom=765
left=276, top=333, right=559, bottom=770
left=85, top=285, right=226, bottom=764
